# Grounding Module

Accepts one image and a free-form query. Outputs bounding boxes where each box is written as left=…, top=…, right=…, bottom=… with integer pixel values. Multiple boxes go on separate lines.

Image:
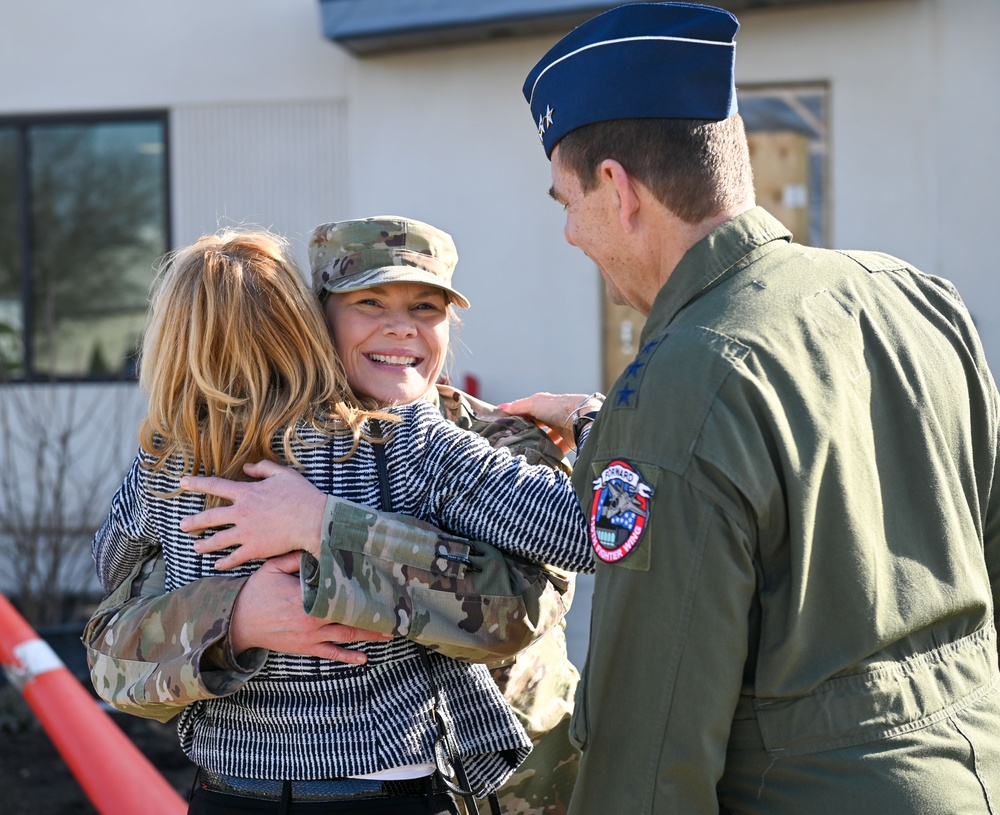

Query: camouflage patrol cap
left=309, top=216, right=470, bottom=308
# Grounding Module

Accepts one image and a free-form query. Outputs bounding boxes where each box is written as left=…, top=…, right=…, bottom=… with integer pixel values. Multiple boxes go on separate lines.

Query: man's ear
left=599, top=159, right=641, bottom=232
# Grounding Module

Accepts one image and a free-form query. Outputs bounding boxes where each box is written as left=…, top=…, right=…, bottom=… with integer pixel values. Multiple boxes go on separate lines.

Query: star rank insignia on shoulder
left=612, top=334, right=664, bottom=409
left=615, top=384, right=636, bottom=406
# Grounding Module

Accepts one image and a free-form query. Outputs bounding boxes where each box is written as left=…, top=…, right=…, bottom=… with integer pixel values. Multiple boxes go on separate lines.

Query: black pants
left=188, top=786, right=462, bottom=815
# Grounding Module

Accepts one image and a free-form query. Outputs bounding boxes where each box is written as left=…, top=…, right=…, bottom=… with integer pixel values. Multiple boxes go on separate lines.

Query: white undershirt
left=351, top=762, right=437, bottom=781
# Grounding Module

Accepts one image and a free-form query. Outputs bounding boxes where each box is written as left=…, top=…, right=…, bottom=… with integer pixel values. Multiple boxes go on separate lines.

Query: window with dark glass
left=0, top=113, right=169, bottom=381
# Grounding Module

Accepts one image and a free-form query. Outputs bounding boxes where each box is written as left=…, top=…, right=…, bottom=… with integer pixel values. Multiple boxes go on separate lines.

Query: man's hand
left=230, top=553, right=391, bottom=663
left=500, top=392, right=599, bottom=450
left=179, top=460, right=326, bottom=570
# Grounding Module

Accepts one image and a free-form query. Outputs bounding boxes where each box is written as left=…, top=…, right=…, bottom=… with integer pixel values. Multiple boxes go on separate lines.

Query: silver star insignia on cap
left=537, top=105, right=555, bottom=141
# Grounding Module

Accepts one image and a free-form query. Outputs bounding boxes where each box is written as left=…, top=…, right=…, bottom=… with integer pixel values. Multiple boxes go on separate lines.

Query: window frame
left=0, top=109, right=172, bottom=384
left=738, top=83, right=831, bottom=249
left=600, top=83, right=832, bottom=390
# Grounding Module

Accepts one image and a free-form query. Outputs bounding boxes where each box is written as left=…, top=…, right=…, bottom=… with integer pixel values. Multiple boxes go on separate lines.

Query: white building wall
left=171, top=100, right=350, bottom=265
left=4, top=0, right=997, bottom=399
left=344, top=37, right=604, bottom=402
left=0, top=383, right=148, bottom=594
left=0, top=0, right=350, bottom=111
left=2, top=0, right=997, bottom=664
left=336, top=0, right=1000, bottom=401
left=736, top=0, right=1000, bottom=359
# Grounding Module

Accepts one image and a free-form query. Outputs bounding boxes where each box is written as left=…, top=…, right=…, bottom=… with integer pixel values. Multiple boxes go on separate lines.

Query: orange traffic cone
left=0, top=592, right=186, bottom=814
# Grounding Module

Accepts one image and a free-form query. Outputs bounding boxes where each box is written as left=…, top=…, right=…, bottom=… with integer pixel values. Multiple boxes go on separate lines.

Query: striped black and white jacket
left=93, top=400, right=589, bottom=792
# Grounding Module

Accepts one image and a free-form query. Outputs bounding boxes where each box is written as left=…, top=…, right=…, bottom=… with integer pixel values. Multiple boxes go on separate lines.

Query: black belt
left=198, top=768, right=450, bottom=802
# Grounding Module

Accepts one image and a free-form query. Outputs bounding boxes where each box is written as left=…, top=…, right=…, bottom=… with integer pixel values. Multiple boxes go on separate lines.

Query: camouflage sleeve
left=435, top=385, right=572, bottom=475
left=302, top=494, right=573, bottom=664
left=83, top=550, right=266, bottom=723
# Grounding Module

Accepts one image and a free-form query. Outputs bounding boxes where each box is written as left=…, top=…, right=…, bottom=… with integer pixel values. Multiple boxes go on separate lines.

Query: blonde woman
left=91, top=230, right=590, bottom=815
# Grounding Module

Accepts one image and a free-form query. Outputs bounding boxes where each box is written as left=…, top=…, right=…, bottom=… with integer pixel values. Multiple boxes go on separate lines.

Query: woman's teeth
left=368, top=353, right=418, bottom=367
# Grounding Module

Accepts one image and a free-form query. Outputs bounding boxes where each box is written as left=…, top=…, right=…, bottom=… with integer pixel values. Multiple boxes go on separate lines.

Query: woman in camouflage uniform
left=87, top=218, right=585, bottom=814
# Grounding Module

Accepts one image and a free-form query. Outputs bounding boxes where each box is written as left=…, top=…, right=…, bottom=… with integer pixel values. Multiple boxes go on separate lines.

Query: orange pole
left=0, top=592, right=187, bottom=815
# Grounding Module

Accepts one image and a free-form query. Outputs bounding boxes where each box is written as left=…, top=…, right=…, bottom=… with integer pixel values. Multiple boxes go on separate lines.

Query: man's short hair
left=556, top=115, right=754, bottom=225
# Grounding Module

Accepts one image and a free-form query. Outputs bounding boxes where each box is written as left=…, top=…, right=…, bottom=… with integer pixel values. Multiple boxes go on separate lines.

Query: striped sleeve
left=92, top=451, right=160, bottom=592
left=404, top=402, right=593, bottom=573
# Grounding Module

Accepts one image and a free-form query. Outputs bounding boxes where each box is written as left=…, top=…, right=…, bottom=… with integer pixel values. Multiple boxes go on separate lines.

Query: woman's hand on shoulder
left=499, top=392, right=601, bottom=452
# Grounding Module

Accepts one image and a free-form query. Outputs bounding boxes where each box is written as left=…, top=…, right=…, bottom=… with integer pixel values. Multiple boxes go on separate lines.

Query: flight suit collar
left=640, top=207, right=792, bottom=345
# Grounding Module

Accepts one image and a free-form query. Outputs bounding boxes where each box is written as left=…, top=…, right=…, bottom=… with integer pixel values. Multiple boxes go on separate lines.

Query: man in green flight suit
left=503, top=2, right=1000, bottom=813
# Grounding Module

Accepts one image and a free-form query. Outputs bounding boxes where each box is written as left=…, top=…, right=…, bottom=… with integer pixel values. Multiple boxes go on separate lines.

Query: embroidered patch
left=589, top=460, right=654, bottom=563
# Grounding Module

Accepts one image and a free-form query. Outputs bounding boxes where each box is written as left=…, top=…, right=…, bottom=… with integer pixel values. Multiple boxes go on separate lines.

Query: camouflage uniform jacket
left=84, top=387, right=579, bottom=734
left=87, top=399, right=594, bottom=789
left=433, top=393, right=584, bottom=815
left=431, top=386, right=581, bottom=746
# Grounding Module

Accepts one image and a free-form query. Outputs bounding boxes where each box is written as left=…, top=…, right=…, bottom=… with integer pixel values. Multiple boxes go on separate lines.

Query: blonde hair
left=138, top=230, right=391, bottom=495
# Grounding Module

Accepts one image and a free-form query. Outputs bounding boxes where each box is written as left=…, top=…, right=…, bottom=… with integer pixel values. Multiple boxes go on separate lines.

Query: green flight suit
left=569, top=208, right=1000, bottom=814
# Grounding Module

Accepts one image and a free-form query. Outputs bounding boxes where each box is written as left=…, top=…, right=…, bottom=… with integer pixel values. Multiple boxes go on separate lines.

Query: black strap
left=370, top=420, right=395, bottom=513
left=368, top=420, right=500, bottom=815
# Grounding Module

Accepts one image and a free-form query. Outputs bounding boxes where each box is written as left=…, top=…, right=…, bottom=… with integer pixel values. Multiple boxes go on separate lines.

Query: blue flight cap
left=523, top=2, right=740, bottom=158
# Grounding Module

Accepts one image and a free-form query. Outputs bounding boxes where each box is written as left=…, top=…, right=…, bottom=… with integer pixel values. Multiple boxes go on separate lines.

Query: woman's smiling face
left=324, top=282, right=451, bottom=406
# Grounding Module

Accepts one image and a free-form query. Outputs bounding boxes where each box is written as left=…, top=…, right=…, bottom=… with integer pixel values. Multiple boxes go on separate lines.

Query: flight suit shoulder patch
left=589, top=459, right=655, bottom=564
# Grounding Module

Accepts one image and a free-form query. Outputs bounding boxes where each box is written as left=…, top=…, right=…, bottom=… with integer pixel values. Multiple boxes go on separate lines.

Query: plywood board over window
left=746, top=130, right=810, bottom=244
left=600, top=85, right=829, bottom=392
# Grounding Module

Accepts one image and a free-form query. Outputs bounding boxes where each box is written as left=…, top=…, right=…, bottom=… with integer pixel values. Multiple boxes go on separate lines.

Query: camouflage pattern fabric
left=436, top=386, right=581, bottom=814
left=83, top=386, right=580, bottom=810
left=307, top=388, right=582, bottom=811
left=83, top=551, right=265, bottom=723
left=497, top=711, right=578, bottom=815
left=83, top=499, right=575, bottom=703
left=435, top=384, right=571, bottom=476
left=304, top=499, right=573, bottom=663
left=310, top=216, right=471, bottom=308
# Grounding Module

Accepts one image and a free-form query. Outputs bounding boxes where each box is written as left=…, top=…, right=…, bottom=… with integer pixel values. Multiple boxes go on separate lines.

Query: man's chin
left=604, top=281, right=629, bottom=307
